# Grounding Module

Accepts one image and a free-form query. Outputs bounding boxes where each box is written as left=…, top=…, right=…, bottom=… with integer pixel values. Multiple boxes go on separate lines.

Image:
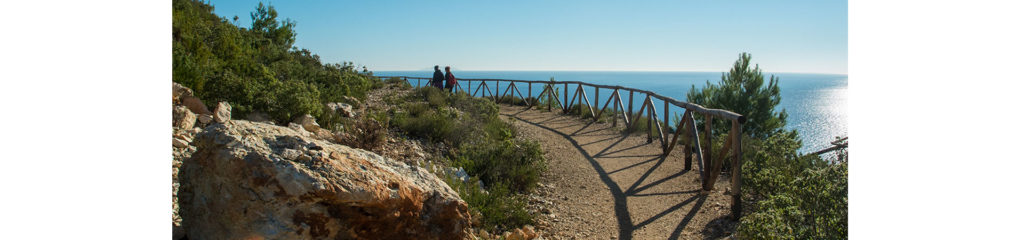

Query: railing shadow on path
left=504, top=108, right=707, bottom=240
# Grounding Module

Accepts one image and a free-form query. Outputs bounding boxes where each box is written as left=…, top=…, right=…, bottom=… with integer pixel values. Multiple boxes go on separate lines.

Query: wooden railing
left=381, top=76, right=747, bottom=219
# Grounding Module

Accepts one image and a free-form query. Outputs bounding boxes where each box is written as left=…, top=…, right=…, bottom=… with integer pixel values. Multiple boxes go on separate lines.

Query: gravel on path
left=501, top=105, right=738, bottom=240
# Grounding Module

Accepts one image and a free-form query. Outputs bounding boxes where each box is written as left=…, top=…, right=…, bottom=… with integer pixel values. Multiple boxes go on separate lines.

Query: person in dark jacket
left=431, top=65, right=445, bottom=89
left=444, top=66, right=456, bottom=93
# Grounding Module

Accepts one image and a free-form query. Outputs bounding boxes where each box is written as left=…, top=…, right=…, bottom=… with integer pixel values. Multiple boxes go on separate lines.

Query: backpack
left=446, top=73, right=456, bottom=86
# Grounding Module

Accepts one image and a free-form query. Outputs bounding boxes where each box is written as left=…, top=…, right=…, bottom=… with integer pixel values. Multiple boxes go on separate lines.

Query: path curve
left=501, top=105, right=737, bottom=240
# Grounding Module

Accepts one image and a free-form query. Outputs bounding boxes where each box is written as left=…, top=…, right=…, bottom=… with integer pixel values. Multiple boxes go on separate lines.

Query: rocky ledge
left=178, top=119, right=472, bottom=239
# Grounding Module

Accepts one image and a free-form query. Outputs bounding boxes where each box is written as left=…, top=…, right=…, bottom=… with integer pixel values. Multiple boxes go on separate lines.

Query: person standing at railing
left=431, top=65, right=445, bottom=89
left=444, top=66, right=457, bottom=93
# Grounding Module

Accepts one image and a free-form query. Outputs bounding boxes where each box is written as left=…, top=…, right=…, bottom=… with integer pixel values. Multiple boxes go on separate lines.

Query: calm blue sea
left=377, top=71, right=847, bottom=153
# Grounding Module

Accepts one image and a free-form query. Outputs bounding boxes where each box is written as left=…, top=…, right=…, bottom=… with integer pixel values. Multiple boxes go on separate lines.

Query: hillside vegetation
left=173, top=0, right=376, bottom=123
left=385, top=86, right=547, bottom=232
left=173, top=0, right=546, bottom=234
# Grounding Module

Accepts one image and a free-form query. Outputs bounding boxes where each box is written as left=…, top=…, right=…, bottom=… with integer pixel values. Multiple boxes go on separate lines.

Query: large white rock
left=179, top=120, right=472, bottom=239
left=325, top=102, right=356, bottom=118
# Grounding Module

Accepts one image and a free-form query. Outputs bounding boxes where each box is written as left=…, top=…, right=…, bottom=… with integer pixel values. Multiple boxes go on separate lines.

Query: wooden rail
left=380, top=76, right=747, bottom=220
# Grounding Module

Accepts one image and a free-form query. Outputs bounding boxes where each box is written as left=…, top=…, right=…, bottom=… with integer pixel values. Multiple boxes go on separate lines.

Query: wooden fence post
left=622, top=90, right=630, bottom=122
left=702, top=114, right=713, bottom=191
left=731, top=120, right=743, bottom=220
left=682, top=112, right=693, bottom=170
left=578, top=84, right=585, bottom=117
left=594, top=87, right=600, bottom=120
left=643, top=102, right=651, bottom=143
left=612, top=89, right=619, bottom=126
left=565, top=82, right=573, bottom=113
left=664, top=100, right=670, bottom=147
left=528, top=82, right=533, bottom=107
left=547, top=84, right=552, bottom=112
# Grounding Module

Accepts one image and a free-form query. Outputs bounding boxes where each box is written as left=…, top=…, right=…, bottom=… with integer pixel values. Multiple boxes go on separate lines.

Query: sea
left=376, top=71, right=847, bottom=153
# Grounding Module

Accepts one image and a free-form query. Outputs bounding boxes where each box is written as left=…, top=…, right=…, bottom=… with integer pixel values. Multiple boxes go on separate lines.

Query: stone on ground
left=213, top=101, right=231, bottom=123
left=325, top=102, right=356, bottom=118
left=293, top=114, right=321, bottom=132
left=197, top=114, right=212, bottom=125
left=173, top=106, right=197, bottom=130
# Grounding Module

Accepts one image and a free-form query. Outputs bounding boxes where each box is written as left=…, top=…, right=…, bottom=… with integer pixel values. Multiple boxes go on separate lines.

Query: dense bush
left=455, top=139, right=544, bottom=193
left=445, top=176, right=532, bottom=232
left=392, top=86, right=546, bottom=231
left=173, top=0, right=376, bottom=123
left=335, top=114, right=388, bottom=152
left=738, top=159, right=848, bottom=239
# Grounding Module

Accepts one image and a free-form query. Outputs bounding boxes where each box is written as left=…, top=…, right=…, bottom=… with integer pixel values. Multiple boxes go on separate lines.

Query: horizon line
left=372, top=69, right=848, bottom=75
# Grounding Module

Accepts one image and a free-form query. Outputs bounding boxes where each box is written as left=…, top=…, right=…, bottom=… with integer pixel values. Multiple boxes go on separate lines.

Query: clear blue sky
left=209, top=0, right=847, bottom=74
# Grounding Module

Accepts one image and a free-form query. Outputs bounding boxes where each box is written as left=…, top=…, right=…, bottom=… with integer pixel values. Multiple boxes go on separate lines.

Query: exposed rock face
left=213, top=102, right=231, bottom=123
left=326, top=102, right=356, bottom=118
left=179, top=120, right=472, bottom=239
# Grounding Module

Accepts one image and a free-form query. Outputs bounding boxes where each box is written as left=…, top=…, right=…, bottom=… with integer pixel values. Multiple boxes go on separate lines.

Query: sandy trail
left=500, top=105, right=736, bottom=240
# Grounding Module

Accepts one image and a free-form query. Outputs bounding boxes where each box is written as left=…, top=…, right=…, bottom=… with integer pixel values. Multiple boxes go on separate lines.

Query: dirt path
left=501, top=105, right=738, bottom=240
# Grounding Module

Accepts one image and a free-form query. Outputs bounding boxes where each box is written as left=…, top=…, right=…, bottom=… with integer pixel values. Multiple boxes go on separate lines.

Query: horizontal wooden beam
left=376, top=75, right=745, bottom=122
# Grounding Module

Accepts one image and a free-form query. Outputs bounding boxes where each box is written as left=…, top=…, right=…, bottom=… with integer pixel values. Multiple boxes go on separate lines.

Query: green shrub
left=336, top=115, right=388, bottom=152
left=383, top=77, right=411, bottom=89
left=738, top=162, right=847, bottom=239
left=732, top=113, right=845, bottom=239
left=393, top=106, right=458, bottom=143
left=455, top=139, right=545, bottom=193
left=391, top=85, right=547, bottom=231
left=444, top=176, right=532, bottom=232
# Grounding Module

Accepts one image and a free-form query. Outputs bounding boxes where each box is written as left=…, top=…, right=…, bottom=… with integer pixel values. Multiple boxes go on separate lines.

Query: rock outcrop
left=173, top=106, right=197, bottom=130
left=213, top=101, right=231, bottom=123
left=179, top=120, right=472, bottom=239
left=326, top=102, right=356, bottom=118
